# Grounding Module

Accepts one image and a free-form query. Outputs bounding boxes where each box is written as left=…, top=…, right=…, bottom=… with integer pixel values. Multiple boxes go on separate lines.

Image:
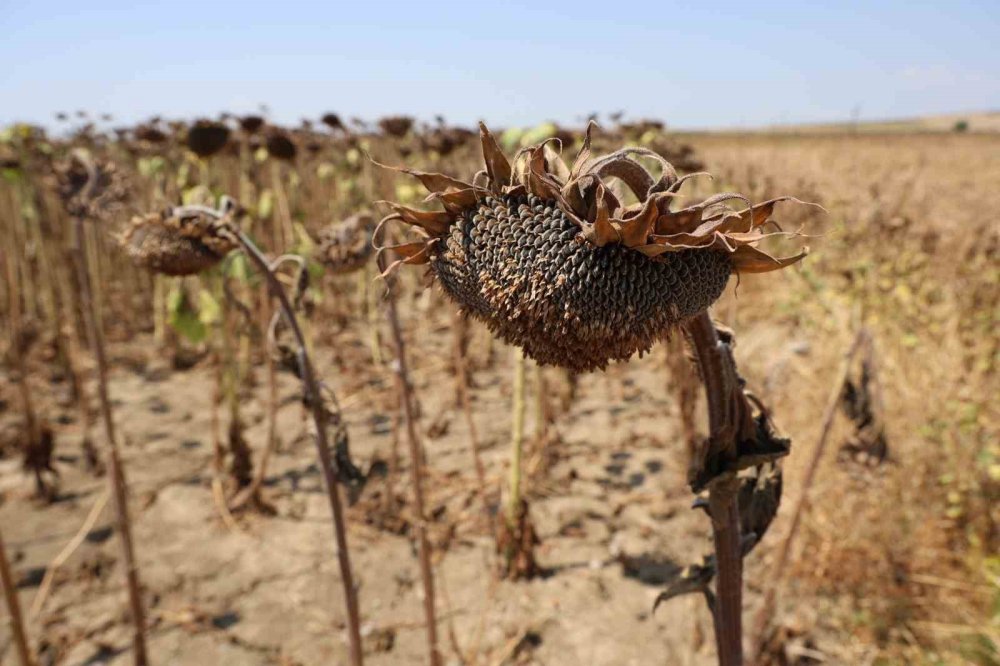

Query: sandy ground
left=0, top=318, right=751, bottom=666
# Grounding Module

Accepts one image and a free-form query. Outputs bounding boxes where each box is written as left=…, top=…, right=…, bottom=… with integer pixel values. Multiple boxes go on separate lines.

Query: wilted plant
left=265, top=129, right=298, bottom=161
left=378, top=115, right=415, bottom=138
left=377, top=123, right=806, bottom=373
left=238, top=115, right=265, bottom=135
left=0, top=526, right=33, bottom=666
left=376, top=122, right=812, bottom=665
left=118, top=196, right=365, bottom=665
left=321, top=112, right=345, bottom=132
left=378, top=252, right=443, bottom=666
left=119, top=208, right=237, bottom=276
left=57, top=150, right=149, bottom=666
left=185, top=119, right=230, bottom=158
left=495, top=347, right=540, bottom=579
left=134, top=124, right=167, bottom=145
left=316, top=211, right=376, bottom=275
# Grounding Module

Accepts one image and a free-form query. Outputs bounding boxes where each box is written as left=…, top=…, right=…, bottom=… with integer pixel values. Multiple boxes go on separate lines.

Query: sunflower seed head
left=433, top=192, right=730, bottom=371
left=119, top=210, right=236, bottom=276
left=377, top=123, right=811, bottom=371
left=317, top=212, right=375, bottom=275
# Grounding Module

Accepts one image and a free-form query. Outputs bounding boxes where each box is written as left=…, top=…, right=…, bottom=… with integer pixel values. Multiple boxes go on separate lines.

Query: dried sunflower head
left=186, top=120, right=230, bottom=158
left=321, top=113, right=345, bottom=131
left=119, top=207, right=237, bottom=276
left=378, top=115, right=414, bottom=138
left=134, top=124, right=167, bottom=144
left=54, top=151, right=130, bottom=220
left=265, top=130, right=297, bottom=160
left=239, top=115, right=265, bottom=134
left=378, top=123, right=810, bottom=372
left=317, top=212, right=375, bottom=274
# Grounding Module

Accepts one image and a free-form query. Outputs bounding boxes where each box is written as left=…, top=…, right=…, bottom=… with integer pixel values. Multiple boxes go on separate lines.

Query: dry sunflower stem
left=376, top=122, right=812, bottom=371
left=57, top=149, right=150, bottom=666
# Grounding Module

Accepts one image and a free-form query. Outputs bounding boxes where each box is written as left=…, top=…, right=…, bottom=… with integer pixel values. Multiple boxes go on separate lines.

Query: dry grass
left=684, top=131, right=1000, bottom=663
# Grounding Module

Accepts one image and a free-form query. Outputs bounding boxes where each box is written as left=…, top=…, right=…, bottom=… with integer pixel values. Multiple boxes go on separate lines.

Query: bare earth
left=2, top=327, right=752, bottom=666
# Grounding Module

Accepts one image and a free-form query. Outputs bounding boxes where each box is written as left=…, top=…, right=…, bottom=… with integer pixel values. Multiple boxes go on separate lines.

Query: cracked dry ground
left=1, top=322, right=747, bottom=666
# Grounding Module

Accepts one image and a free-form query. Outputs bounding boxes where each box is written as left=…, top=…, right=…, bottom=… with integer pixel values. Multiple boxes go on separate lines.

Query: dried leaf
left=379, top=202, right=452, bottom=235
left=370, top=156, right=470, bottom=194
left=654, top=208, right=705, bottom=235
left=616, top=195, right=660, bottom=247
left=388, top=240, right=434, bottom=265
left=590, top=183, right=618, bottom=247
left=588, top=153, right=654, bottom=200
left=730, top=245, right=809, bottom=273
left=479, top=122, right=512, bottom=190
left=569, top=120, right=598, bottom=180
left=425, top=187, right=480, bottom=213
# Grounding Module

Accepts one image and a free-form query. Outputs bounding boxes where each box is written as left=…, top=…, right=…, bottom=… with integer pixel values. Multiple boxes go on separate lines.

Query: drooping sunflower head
left=119, top=206, right=237, bottom=276
left=378, top=123, right=810, bottom=372
left=316, top=212, right=376, bottom=275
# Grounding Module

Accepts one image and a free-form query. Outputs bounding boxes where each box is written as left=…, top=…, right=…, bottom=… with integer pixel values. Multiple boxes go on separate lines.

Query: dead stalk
left=507, top=347, right=526, bottom=529
left=453, top=311, right=486, bottom=491
left=683, top=312, right=744, bottom=666
left=230, top=324, right=279, bottom=511
left=72, top=217, right=150, bottom=666
left=0, top=527, right=34, bottom=666
left=381, top=260, right=442, bottom=666
left=231, top=229, right=364, bottom=665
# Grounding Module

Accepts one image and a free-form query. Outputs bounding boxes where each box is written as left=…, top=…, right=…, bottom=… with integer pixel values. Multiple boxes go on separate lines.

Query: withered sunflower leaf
left=388, top=240, right=434, bottom=264
left=588, top=153, right=654, bottom=200
left=479, top=122, right=512, bottom=190
left=569, top=120, right=598, bottom=180
left=380, top=202, right=453, bottom=235
left=591, top=183, right=618, bottom=247
left=654, top=208, right=705, bottom=235
left=731, top=245, right=809, bottom=273
left=370, top=156, right=470, bottom=195
left=425, top=187, right=480, bottom=213
left=616, top=195, right=660, bottom=247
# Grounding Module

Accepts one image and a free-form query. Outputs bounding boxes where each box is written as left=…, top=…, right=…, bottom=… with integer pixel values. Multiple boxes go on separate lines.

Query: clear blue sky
left=3, top=0, right=998, bottom=129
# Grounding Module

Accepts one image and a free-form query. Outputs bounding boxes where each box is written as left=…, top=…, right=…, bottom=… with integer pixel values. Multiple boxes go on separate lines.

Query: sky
left=2, top=0, right=999, bottom=130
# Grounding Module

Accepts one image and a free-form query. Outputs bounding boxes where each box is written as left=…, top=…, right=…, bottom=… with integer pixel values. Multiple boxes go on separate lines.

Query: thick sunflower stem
left=381, top=263, right=442, bottom=666
left=0, top=527, right=34, bottom=666
left=73, top=217, right=149, bottom=666
left=232, top=230, right=364, bottom=666
left=684, top=311, right=744, bottom=666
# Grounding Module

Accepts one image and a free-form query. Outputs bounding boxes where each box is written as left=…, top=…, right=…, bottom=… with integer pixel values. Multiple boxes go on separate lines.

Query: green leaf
left=316, top=162, right=335, bottom=180
left=197, top=288, right=221, bottom=327
left=176, top=162, right=192, bottom=189
left=500, top=127, right=524, bottom=152
left=520, top=122, right=557, bottom=147
left=167, top=284, right=207, bottom=343
left=258, top=189, right=274, bottom=219
left=138, top=156, right=166, bottom=178
left=182, top=185, right=213, bottom=206
left=291, top=222, right=315, bottom=256
left=224, top=252, right=251, bottom=283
